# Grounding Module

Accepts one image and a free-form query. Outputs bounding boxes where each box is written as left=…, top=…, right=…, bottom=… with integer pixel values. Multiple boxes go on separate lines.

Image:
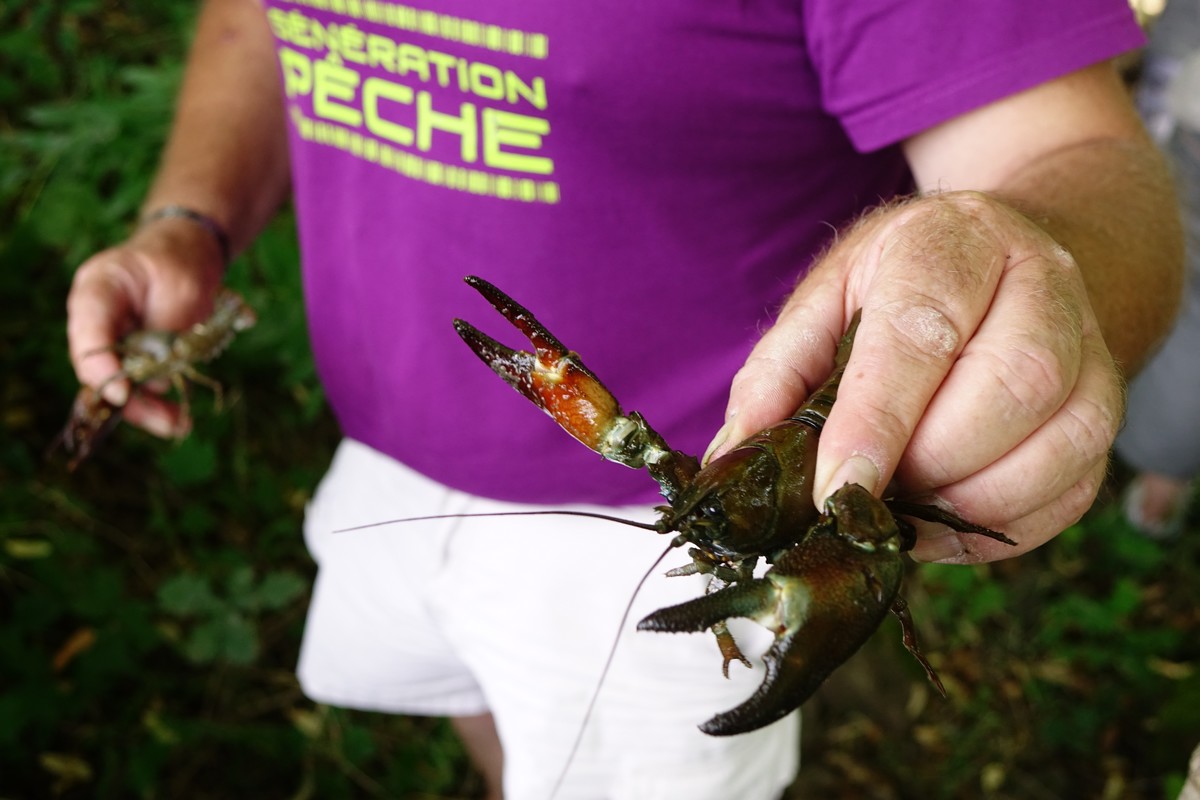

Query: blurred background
left=0, top=2, right=1196, bottom=798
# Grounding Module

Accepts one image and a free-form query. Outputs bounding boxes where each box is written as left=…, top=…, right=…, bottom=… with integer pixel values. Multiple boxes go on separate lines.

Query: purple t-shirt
left=263, top=1, right=1142, bottom=505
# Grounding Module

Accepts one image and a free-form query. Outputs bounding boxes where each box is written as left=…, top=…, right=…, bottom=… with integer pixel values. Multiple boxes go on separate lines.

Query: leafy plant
left=157, top=566, right=308, bottom=665
left=0, top=4, right=475, bottom=798
left=793, top=500, right=1199, bottom=800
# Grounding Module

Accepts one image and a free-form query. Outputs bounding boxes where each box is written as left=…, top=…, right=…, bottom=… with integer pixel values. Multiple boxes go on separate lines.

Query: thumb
left=703, top=283, right=849, bottom=464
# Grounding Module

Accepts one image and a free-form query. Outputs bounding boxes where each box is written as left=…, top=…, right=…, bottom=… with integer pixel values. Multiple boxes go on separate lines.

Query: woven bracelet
left=140, top=205, right=232, bottom=266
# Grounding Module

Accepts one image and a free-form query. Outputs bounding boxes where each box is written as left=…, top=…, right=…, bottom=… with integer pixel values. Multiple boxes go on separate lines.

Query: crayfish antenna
left=333, top=509, right=660, bottom=534
left=546, top=541, right=678, bottom=800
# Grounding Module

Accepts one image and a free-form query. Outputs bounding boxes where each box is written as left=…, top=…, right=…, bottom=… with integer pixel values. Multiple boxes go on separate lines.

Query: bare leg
left=451, top=712, right=504, bottom=800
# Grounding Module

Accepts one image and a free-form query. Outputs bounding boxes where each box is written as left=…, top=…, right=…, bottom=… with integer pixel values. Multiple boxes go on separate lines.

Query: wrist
left=127, top=212, right=228, bottom=291
left=138, top=205, right=232, bottom=267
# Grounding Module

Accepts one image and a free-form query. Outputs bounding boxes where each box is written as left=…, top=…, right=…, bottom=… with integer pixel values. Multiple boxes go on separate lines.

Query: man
left=67, top=1, right=1181, bottom=797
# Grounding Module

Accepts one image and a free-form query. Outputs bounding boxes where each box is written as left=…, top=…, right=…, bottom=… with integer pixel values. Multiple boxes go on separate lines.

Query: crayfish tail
left=48, top=386, right=125, bottom=471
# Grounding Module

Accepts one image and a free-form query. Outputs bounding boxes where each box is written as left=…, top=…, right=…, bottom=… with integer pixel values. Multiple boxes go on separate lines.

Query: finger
left=812, top=204, right=1014, bottom=501
left=911, top=329, right=1120, bottom=527
left=901, top=333, right=1119, bottom=562
left=123, top=394, right=192, bottom=439
left=908, top=458, right=1108, bottom=563
left=896, top=258, right=1085, bottom=490
left=814, top=194, right=1098, bottom=502
left=66, top=259, right=143, bottom=405
left=703, top=277, right=847, bottom=463
left=706, top=201, right=941, bottom=464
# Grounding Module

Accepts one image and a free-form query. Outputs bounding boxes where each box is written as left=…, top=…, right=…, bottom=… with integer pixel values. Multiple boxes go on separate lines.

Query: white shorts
left=298, top=439, right=800, bottom=800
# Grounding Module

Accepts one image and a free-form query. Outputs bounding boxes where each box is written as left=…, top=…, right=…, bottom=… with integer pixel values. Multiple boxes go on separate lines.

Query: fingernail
left=101, top=380, right=129, bottom=407
left=910, top=532, right=967, bottom=564
left=819, top=455, right=880, bottom=504
left=702, top=421, right=733, bottom=465
left=141, top=410, right=176, bottom=439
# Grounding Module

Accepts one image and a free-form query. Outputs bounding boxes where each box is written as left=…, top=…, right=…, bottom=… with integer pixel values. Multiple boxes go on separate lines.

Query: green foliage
left=796, top=500, right=1199, bottom=799
left=157, top=566, right=307, bottom=665
left=0, top=4, right=475, bottom=798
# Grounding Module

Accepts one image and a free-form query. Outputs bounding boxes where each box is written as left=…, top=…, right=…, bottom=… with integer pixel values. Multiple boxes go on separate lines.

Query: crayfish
left=51, top=288, right=256, bottom=470
left=454, top=276, right=1015, bottom=736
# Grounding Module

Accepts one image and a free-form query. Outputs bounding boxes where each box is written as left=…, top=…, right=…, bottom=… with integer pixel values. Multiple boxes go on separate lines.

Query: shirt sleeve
left=803, top=0, right=1146, bottom=152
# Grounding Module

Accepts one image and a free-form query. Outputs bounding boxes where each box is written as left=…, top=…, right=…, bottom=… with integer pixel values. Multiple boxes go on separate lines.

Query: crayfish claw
left=456, top=276, right=623, bottom=456
left=637, top=577, right=778, bottom=635
left=638, top=575, right=813, bottom=735
left=461, top=275, right=570, bottom=362
left=452, top=318, right=539, bottom=395
left=640, top=485, right=916, bottom=736
left=456, top=277, right=698, bottom=496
